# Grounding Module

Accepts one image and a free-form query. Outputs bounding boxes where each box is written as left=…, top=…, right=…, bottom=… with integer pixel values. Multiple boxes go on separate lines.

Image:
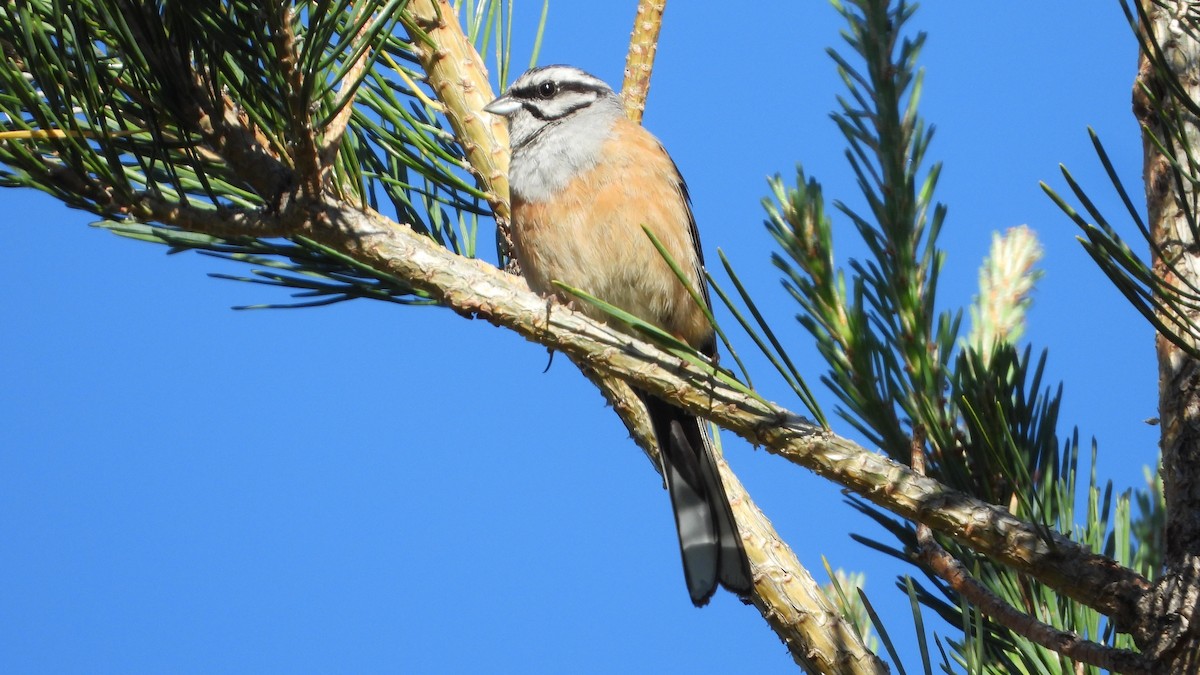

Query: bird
left=484, top=65, right=753, bottom=606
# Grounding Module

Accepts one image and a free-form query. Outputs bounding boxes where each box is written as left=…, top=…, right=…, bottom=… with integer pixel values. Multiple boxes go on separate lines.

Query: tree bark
left=137, top=192, right=1152, bottom=626
left=1136, top=0, right=1200, bottom=669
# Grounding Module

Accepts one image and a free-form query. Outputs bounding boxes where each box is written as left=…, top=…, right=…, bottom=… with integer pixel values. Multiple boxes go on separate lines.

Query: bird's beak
left=483, top=95, right=521, bottom=116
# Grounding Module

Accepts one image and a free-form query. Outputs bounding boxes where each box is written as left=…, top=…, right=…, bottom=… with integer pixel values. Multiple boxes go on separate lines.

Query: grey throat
left=506, top=94, right=622, bottom=203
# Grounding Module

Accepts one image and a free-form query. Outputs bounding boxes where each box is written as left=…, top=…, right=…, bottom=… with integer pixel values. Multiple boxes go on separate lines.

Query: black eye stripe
left=510, top=80, right=604, bottom=100
left=521, top=99, right=592, bottom=122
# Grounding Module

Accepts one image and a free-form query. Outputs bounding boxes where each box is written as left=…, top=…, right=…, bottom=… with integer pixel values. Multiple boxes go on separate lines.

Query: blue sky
left=0, top=2, right=1157, bottom=672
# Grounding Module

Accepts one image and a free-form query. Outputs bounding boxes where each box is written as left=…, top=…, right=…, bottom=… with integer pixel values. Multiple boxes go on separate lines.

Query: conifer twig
left=269, top=4, right=322, bottom=199
left=910, top=427, right=1150, bottom=674
left=321, top=8, right=374, bottom=167
left=402, top=0, right=513, bottom=259
left=621, top=0, right=665, bottom=122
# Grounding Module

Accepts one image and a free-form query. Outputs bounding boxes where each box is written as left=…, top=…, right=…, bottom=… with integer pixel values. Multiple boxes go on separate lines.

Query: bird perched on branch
left=485, top=65, right=753, bottom=606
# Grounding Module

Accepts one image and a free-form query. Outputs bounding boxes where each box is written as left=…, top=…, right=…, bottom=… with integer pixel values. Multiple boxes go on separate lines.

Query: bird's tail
left=642, top=395, right=753, bottom=606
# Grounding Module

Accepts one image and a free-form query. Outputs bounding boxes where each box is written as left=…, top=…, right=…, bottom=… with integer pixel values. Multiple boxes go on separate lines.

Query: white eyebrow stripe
left=510, top=65, right=612, bottom=95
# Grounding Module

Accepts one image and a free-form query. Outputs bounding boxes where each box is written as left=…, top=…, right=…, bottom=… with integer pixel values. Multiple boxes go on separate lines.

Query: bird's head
left=484, top=65, right=621, bottom=151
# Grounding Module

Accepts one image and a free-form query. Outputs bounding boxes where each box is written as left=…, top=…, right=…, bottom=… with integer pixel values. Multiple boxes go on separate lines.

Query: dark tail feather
left=643, top=395, right=753, bottom=606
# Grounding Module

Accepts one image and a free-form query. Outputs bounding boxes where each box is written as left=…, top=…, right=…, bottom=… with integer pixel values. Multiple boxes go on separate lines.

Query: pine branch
left=965, top=226, right=1044, bottom=360
left=768, top=1, right=1156, bottom=666
left=621, top=0, right=665, bottom=123
left=1128, top=0, right=1200, bottom=667
left=911, top=425, right=1152, bottom=673
left=319, top=7, right=373, bottom=167
left=401, top=0, right=512, bottom=259
left=268, top=4, right=321, bottom=199
left=136, top=193, right=1148, bottom=634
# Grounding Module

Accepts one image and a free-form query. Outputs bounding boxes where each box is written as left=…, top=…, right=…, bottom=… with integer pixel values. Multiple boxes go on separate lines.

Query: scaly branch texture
left=1134, top=0, right=1200, bottom=668
left=403, top=0, right=510, bottom=221
left=144, top=195, right=1150, bottom=631
left=621, top=0, right=665, bottom=122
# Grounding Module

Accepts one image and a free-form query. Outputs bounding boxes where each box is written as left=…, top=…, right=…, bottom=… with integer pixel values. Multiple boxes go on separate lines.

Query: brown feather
left=511, top=116, right=712, bottom=350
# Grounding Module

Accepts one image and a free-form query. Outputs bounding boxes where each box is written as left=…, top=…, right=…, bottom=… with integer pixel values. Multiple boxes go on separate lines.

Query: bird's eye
left=537, top=81, right=557, bottom=98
